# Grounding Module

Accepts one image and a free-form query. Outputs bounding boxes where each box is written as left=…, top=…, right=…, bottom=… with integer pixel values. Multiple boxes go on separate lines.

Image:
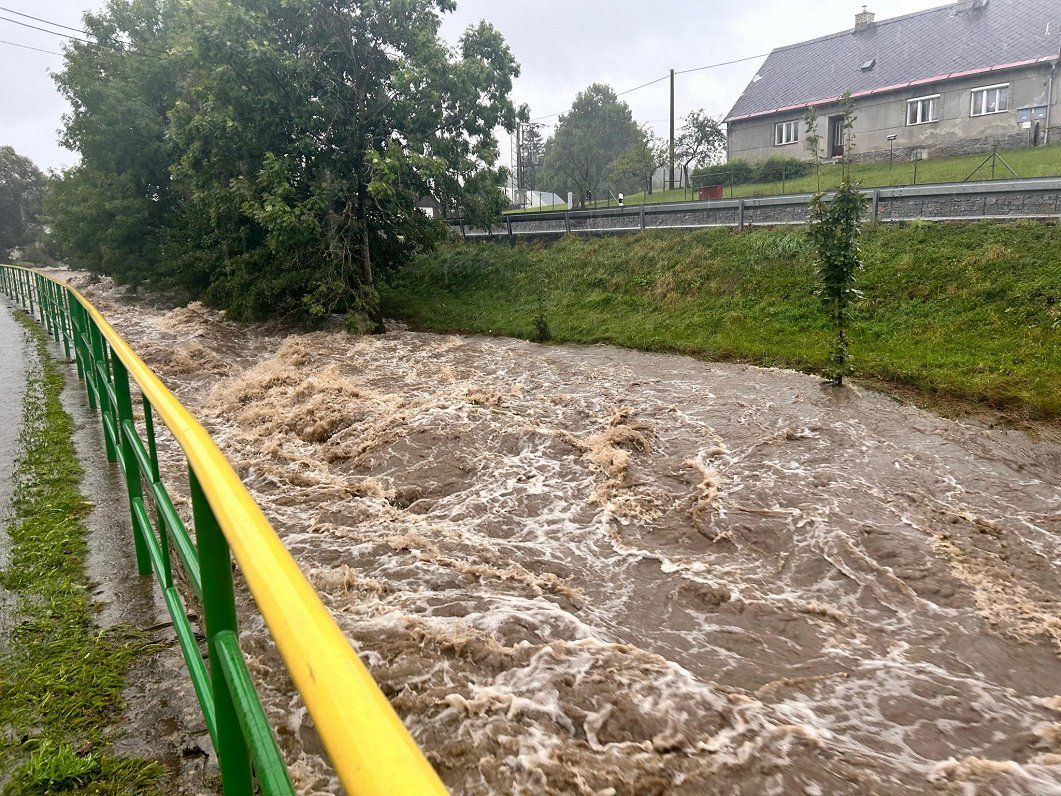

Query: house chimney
left=855, top=6, right=875, bottom=29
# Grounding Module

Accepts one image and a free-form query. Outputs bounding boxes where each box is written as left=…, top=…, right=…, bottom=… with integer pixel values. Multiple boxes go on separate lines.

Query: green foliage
left=605, top=124, right=664, bottom=196
left=676, top=109, right=726, bottom=184
left=518, top=122, right=546, bottom=191
left=693, top=159, right=754, bottom=187
left=747, top=229, right=809, bottom=262
left=538, top=84, right=640, bottom=200
left=693, top=157, right=810, bottom=188
left=752, top=157, right=813, bottom=184
left=0, top=146, right=49, bottom=260
left=803, top=106, right=822, bottom=190
left=839, top=90, right=857, bottom=173
left=0, top=314, right=165, bottom=793
left=809, top=178, right=868, bottom=384
left=384, top=222, right=1061, bottom=418
left=50, top=0, right=520, bottom=323
left=9, top=739, right=101, bottom=793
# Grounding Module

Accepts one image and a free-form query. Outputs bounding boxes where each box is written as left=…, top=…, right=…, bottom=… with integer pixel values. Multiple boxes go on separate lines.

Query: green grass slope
left=514, top=143, right=1061, bottom=210
left=383, top=222, right=1061, bottom=419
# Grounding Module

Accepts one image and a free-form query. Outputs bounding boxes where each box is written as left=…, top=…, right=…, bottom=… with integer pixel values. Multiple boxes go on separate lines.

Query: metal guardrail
left=0, top=266, right=448, bottom=796
left=462, top=176, right=1061, bottom=241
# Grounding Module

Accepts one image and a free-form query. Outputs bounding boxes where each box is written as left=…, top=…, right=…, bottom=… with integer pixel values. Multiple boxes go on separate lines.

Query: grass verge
left=510, top=142, right=1061, bottom=210
left=0, top=311, right=165, bottom=794
left=382, top=221, right=1061, bottom=421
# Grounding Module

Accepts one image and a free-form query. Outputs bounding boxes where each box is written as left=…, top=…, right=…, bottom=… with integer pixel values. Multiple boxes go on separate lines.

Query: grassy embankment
left=0, top=313, right=164, bottom=793
left=515, top=143, right=1061, bottom=210
left=383, top=221, right=1061, bottom=420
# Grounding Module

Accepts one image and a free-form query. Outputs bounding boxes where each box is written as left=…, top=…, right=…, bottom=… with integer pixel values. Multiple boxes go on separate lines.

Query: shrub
left=752, top=156, right=812, bottom=184
left=693, top=160, right=753, bottom=187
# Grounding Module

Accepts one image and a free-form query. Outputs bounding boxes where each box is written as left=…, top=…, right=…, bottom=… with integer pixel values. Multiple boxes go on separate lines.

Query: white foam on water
left=64, top=272, right=1061, bottom=795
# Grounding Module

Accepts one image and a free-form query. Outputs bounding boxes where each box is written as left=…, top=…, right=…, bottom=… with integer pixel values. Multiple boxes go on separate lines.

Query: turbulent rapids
left=68, top=273, right=1061, bottom=795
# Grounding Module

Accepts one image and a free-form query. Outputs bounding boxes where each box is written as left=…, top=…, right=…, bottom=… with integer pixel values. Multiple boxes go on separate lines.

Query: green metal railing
left=0, top=266, right=447, bottom=796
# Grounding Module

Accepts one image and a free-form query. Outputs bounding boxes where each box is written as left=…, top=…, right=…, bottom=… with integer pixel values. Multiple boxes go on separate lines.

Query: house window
left=774, top=120, right=799, bottom=146
left=970, top=84, right=1009, bottom=116
left=906, top=94, right=940, bottom=125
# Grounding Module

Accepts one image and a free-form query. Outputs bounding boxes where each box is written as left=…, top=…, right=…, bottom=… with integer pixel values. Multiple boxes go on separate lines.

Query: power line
left=0, top=14, right=98, bottom=45
left=530, top=51, right=770, bottom=122
left=675, top=51, right=770, bottom=75
left=0, top=5, right=95, bottom=38
left=618, top=73, right=670, bottom=97
left=0, top=11, right=161, bottom=58
left=0, top=37, right=60, bottom=56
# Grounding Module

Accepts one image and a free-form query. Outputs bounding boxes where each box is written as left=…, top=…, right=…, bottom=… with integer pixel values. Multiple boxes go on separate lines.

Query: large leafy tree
left=605, top=124, right=666, bottom=196
left=538, top=84, right=638, bottom=201
left=51, top=0, right=520, bottom=325
left=49, top=0, right=177, bottom=281
left=0, top=147, right=48, bottom=259
left=676, top=109, right=726, bottom=187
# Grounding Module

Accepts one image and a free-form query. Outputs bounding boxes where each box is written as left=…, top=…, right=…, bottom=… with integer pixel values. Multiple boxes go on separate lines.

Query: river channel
left=65, top=272, right=1061, bottom=795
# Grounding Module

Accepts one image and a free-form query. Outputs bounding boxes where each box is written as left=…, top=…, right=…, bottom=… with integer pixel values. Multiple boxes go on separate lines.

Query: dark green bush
left=752, top=156, right=812, bottom=183
left=694, top=160, right=753, bottom=187
left=694, top=157, right=810, bottom=188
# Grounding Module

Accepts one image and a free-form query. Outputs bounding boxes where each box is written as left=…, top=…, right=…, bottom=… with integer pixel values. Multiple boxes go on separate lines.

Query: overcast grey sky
left=2, top=0, right=944, bottom=173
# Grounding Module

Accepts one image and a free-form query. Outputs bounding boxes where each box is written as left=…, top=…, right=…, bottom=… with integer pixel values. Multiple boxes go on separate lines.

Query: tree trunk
left=356, top=175, right=385, bottom=334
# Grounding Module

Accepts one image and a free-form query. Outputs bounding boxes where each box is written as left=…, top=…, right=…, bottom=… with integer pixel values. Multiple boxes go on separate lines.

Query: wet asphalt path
left=0, top=301, right=30, bottom=543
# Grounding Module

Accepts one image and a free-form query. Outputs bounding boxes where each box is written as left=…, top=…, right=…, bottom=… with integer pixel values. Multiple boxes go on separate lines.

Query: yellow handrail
left=39, top=270, right=447, bottom=796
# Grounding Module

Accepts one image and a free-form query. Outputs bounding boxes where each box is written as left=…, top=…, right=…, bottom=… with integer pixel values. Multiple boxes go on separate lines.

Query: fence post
left=143, top=397, right=174, bottom=588
left=89, top=323, right=118, bottom=462
left=111, top=355, right=152, bottom=577
left=190, top=467, right=255, bottom=796
left=57, top=285, right=72, bottom=360
left=71, top=302, right=97, bottom=410
left=26, top=270, right=35, bottom=319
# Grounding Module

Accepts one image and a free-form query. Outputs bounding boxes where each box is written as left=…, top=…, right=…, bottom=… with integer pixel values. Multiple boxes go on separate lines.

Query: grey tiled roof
left=726, top=0, right=1060, bottom=121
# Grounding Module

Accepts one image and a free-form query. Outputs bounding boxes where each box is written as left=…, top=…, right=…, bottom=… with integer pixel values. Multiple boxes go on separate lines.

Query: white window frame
left=774, top=120, right=799, bottom=146
left=970, top=83, right=1009, bottom=117
left=906, top=94, right=940, bottom=126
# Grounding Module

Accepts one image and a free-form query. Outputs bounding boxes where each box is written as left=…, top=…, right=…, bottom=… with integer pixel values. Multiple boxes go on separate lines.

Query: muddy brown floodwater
left=64, top=272, right=1061, bottom=795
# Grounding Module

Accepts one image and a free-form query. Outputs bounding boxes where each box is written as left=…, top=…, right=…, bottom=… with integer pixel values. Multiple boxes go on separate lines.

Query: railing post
left=111, top=355, right=152, bottom=577
left=564, top=210, right=571, bottom=234
left=738, top=198, right=746, bottom=232
left=90, top=323, right=118, bottom=462
left=25, top=270, right=35, bottom=318
left=71, top=302, right=97, bottom=409
left=190, top=467, right=255, bottom=796
left=639, top=204, right=646, bottom=232
left=506, top=215, right=514, bottom=247
left=143, top=396, right=173, bottom=588
left=56, top=286, right=73, bottom=361
left=872, top=189, right=880, bottom=224
left=46, top=280, right=61, bottom=344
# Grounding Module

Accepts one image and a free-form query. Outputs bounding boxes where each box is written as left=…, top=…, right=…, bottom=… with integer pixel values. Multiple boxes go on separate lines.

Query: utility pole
left=669, top=69, right=675, bottom=191
left=516, top=123, right=523, bottom=198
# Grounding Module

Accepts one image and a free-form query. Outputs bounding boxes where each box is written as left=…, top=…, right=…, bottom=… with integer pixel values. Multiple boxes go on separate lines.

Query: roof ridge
left=769, top=2, right=956, bottom=56
left=726, top=0, right=1059, bottom=122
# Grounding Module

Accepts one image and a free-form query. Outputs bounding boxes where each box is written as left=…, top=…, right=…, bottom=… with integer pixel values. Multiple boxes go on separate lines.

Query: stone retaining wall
left=466, top=178, right=1061, bottom=241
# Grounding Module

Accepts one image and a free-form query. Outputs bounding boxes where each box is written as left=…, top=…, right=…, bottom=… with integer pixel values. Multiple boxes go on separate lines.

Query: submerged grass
left=383, top=221, right=1061, bottom=420
left=0, top=312, right=164, bottom=794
